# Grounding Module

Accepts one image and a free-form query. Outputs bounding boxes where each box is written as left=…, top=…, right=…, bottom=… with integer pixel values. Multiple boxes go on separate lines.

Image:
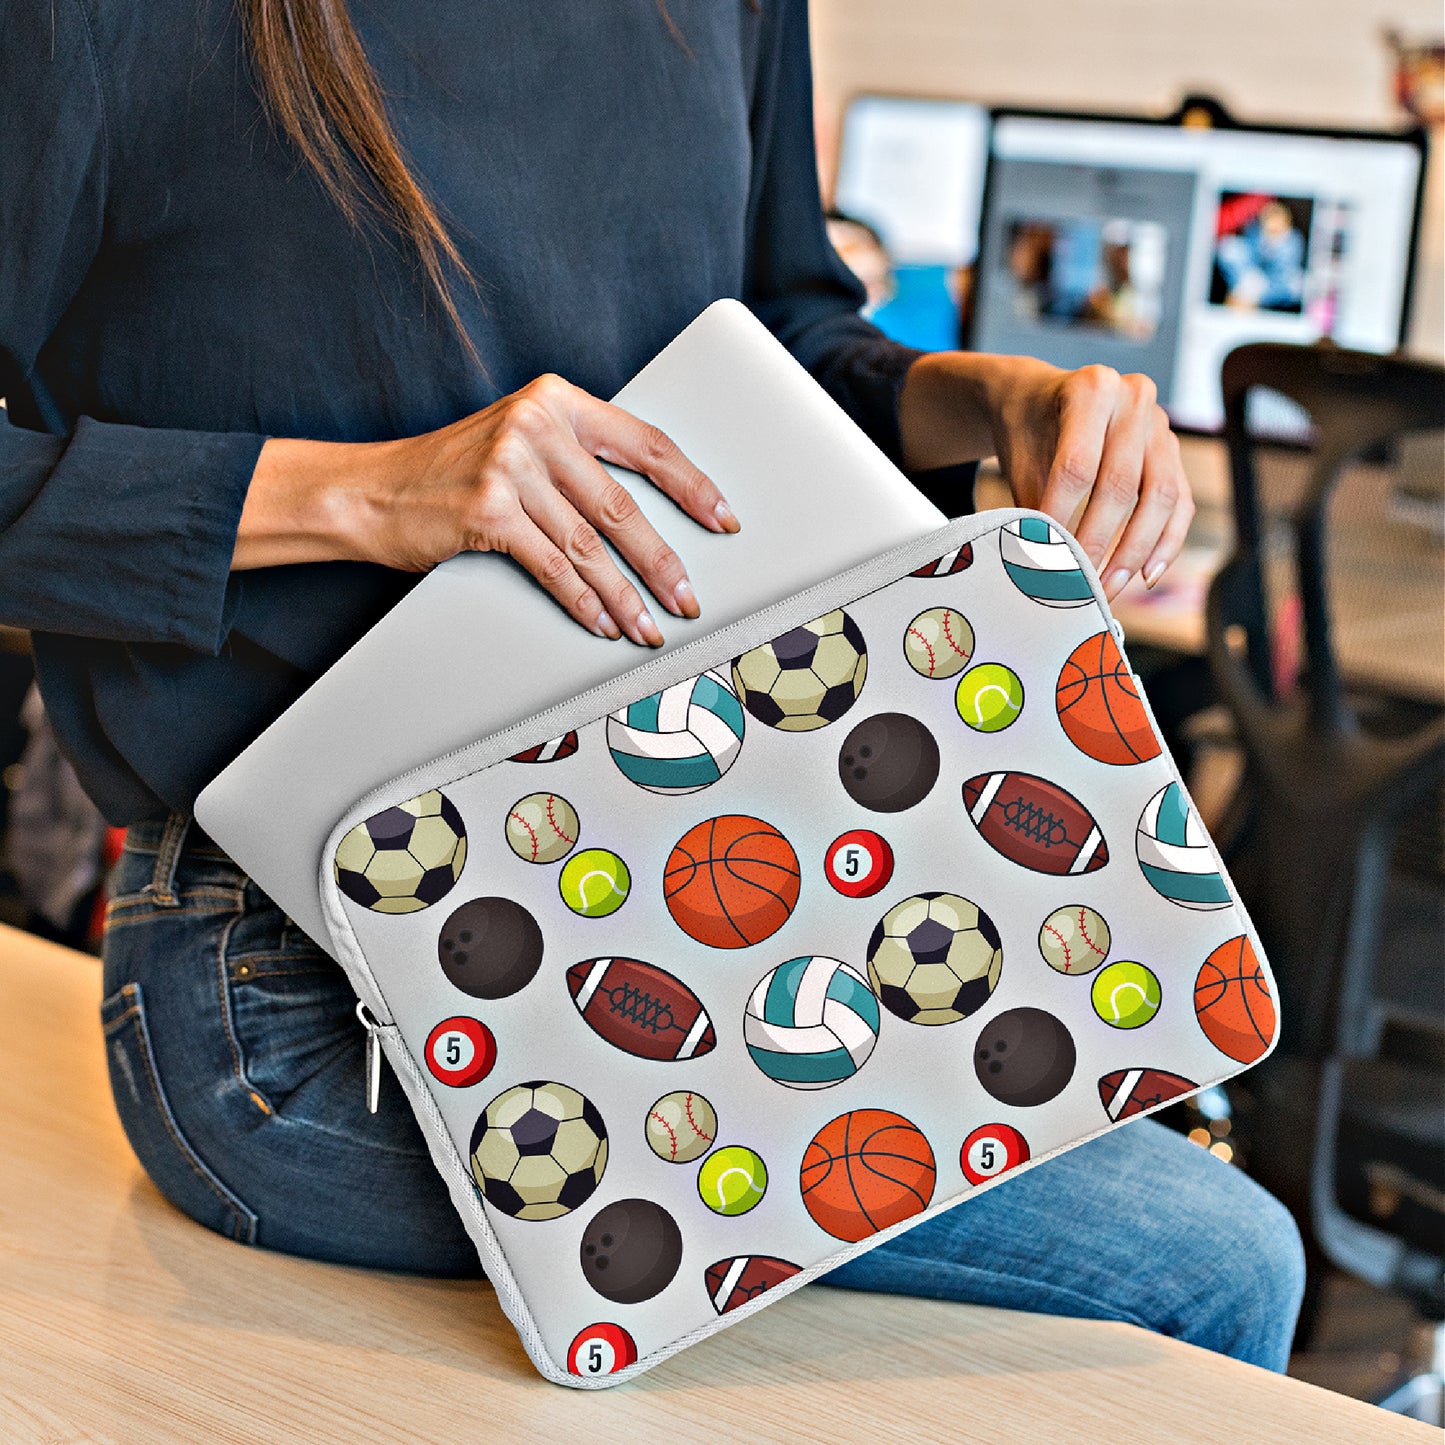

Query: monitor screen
left=969, top=113, right=1424, bottom=434
left=831, top=95, right=990, bottom=352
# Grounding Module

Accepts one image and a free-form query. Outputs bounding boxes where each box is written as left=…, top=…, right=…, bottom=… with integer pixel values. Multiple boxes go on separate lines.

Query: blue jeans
left=102, top=815, right=1305, bottom=1370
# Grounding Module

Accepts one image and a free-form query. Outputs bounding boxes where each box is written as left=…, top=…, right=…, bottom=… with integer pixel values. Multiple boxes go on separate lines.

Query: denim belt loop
left=143, top=812, right=193, bottom=907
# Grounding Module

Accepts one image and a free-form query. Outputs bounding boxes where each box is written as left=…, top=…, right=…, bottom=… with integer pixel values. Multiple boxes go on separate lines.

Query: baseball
left=505, top=792, right=579, bottom=864
left=1038, top=904, right=1111, bottom=975
left=645, top=1090, right=718, bottom=1163
left=904, top=607, right=974, bottom=679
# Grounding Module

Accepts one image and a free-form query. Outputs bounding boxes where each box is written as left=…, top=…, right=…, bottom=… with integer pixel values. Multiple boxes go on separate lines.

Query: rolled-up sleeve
left=0, top=0, right=263, bottom=653
left=741, top=0, right=924, bottom=468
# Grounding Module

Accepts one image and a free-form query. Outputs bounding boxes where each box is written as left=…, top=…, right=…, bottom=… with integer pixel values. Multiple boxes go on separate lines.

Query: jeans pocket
left=102, top=981, right=259, bottom=1244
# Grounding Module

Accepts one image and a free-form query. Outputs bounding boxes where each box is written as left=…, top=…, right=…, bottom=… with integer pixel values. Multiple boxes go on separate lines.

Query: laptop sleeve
left=317, top=509, right=1281, bottom=1388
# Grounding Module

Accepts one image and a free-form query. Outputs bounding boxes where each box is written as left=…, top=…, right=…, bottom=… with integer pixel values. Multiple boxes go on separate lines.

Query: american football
left=911, top=542, right=973, bottom=577
left=962, top=771, right=1108, bottom=876
left=566, top=957, right=716, bottom=1062
left=509, top=730, right=579, bottom=763
left=1098, top=1067, right=1198, bottom=1121
left=704, top=1256, right=801, bottom=1314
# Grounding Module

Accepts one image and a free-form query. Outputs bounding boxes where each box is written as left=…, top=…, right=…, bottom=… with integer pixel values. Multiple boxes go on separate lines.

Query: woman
left=0, top=0, right=1303, bottom=1368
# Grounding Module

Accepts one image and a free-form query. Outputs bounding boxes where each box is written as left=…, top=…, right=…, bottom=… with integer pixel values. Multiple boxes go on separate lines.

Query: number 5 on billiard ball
left=824, top=829, right=894, bottom=898
left=960, top=1123, right=1030, bottom=1185
left=424, top=1016, right=497, bottom=1088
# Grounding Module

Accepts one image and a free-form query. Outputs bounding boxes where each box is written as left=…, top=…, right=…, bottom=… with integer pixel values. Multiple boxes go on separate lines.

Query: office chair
left=1204, top=342, right=1444, bottom=1411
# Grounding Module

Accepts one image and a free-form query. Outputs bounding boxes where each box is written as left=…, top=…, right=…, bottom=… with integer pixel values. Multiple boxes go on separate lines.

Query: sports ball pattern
left=438, top=896, right=544, bottom=998
left=646, top=1091, right=718, bottom=1163
left=1136, top=783, right=1230, bottom=910
left=744, top=955, right=880, bottom=1089
left=954, top=662, right=1025, bottom=734
left=330, top=514, right=1276, bottom=1386
left=607, top=669, right=745, bottom=795
left=1056, top=631, right=1161, bottom=765
left=732, top=610, right=867, bottom=731
left=867, top=893, right=1002, bottom=1025
left=425, top=1017, right=497, bottom=1089
left=1099, top=1068, right=1198, bottom=1121
left=559, top=848, right=631, bottom=918
left=824, top=829, right=894, bottom=898
left=567, top=957, right=716, bottom=1062
left=580, top=1199, right=683, bottom=1304
left=963, top=771, right=1108, bottom=876
left=510, top=731, right=579, bottom=763
left=567, top=1323, right=637, bottom=1377
left=1195, top=935, right=1276, bottom=1063
left=801, top=1110, right=936, bottom=1242
left=334, top=790, right=467, bottom=913
left=1091, top=961, right=1162, bottom=1030
left=837, top=712, right=940, bottom=812
left=664, top=815, right=801, bottom=948
left=911, top=542, right=973, bottom=577
left=1000, top=516, right=1092, bottom=607
left=974, top=1008, right=1076, bottom=1107
left=904, top=607, right=974, bottom=679
left=506, top=792, right=579, bottom=864
left=1038, top=905, right=1111, bottom=975
left=470, top=1081, right=608, bottom=1221
left=705, top=1256, right=801, bottom=1315
left=697, top=1146, right=768, bottom=1216
left=960, top=1123, right=1030, bottom=1186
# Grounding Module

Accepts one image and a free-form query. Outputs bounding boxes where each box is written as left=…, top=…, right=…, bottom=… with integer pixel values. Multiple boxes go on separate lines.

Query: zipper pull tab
left=356, top=1001, right=383, bottom=1114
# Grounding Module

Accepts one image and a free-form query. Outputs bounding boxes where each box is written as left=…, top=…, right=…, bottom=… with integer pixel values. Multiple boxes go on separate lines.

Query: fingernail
left=635, top=610, right=663, bottom=647
left=1144, top=561, right=1166, bottom=589
left=713, top=499, right=739, bottom=533
left=1104, top=567, right=1131, bottom=598
left=595, top=610, right=621, bottom=640
left=673, top=577, right=699, bottom=619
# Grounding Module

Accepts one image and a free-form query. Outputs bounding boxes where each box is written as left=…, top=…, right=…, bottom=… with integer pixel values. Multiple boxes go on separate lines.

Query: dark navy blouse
left=0, top=0, right=921, bottom=822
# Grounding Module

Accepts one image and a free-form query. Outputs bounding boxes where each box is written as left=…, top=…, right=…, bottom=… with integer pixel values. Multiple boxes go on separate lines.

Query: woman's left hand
left=899, top=351, right=1195, bottom=600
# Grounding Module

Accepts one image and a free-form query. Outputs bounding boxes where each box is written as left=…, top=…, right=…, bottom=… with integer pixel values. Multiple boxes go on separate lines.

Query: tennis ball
left=559, top=848, right=630, bottom=918
left=1091, top=960, right=1161, bottom=1029
left=697, top=1146, right=768, bottom=1216
left=955, top=663, right=1025, bottom=733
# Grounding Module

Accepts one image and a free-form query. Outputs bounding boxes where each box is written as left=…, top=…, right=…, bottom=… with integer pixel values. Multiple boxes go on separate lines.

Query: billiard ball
left=960, top=1122, right=1030, bottom=1185
left=824, top=829, right=894, bottom=898
left=974, top=1007, right=1076, bottom=1107
left=423, top=1016, right=497, bottom=1088
left=566, top=1322, right=637, bottom=1377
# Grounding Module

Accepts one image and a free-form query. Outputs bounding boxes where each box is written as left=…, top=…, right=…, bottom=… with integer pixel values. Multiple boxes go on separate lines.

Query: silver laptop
left=197, top=301, right=946, bottom=951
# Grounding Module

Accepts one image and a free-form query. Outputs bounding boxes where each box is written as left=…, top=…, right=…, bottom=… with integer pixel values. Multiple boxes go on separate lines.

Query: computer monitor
left=831, top=94, right=990, bottom=351
left=968, top=110, right=1426, bottom=434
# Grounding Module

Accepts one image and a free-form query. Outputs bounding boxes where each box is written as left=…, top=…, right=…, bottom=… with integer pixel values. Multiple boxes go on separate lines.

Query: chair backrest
left=1207, top=341, right=1445, bottom=1057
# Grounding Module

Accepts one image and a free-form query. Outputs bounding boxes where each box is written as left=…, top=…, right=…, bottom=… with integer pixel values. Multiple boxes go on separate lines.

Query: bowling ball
left=837, top=713, right=939, bottom=813
left=438, top=897, right=543, bottom=999
left=974, top=1007, right=1076, bottom=1107
left=579, top=1198, right=682, bottom=1305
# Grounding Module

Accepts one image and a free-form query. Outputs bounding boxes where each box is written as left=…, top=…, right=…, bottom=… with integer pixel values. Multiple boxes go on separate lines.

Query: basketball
left=1195, top=934, right=1276, bottom=1063
left=801, top=1109, right=936, bottom=1242
left=1055, top=631, right=1161, bottom=765
left=664, top=815, right=800, bottom=949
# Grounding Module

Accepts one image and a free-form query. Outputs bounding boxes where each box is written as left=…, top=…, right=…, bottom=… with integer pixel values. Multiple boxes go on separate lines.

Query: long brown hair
left=239, top=1, right=707, bottom=352
left=240, top=0, right=476, bottom=348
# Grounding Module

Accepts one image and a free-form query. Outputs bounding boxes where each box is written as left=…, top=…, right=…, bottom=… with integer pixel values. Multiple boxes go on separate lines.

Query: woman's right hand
left=235, top=373, right=739, bottom=647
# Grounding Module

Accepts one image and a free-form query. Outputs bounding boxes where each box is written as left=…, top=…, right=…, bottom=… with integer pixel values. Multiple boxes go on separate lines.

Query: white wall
left=810, top=0, right=1444, bottom=356
left=809, top=0, right=1440, bottom=129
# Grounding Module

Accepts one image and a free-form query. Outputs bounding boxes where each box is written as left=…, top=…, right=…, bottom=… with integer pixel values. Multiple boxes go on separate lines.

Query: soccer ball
left=867, top=892, right=1003, bottom=1025
left=333, top=790, right=467, bottom=914
left=607, top=668, right=745, bottom=794
left=470, top=1081, right=608, bottom=1221
left=731, top=610, right=867, bottom=731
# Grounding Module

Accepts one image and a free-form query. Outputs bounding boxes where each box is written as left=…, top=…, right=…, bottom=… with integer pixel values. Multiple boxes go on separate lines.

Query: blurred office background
left=1, top=0, right=1441, bottom=1425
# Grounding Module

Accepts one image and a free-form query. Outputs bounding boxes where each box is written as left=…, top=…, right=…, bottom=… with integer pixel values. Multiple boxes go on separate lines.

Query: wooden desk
left=0, top=923, right=1429, bottom=1444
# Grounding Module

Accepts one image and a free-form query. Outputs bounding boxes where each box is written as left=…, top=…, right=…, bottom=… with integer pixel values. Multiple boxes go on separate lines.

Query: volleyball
left=1000, top=516, right=1093, bottom=608
left=1136, top=782, right=1231, bottom=910
left=606, top=668, right=745, bottom=795
left=744, top=955, right=881, bottom=1090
